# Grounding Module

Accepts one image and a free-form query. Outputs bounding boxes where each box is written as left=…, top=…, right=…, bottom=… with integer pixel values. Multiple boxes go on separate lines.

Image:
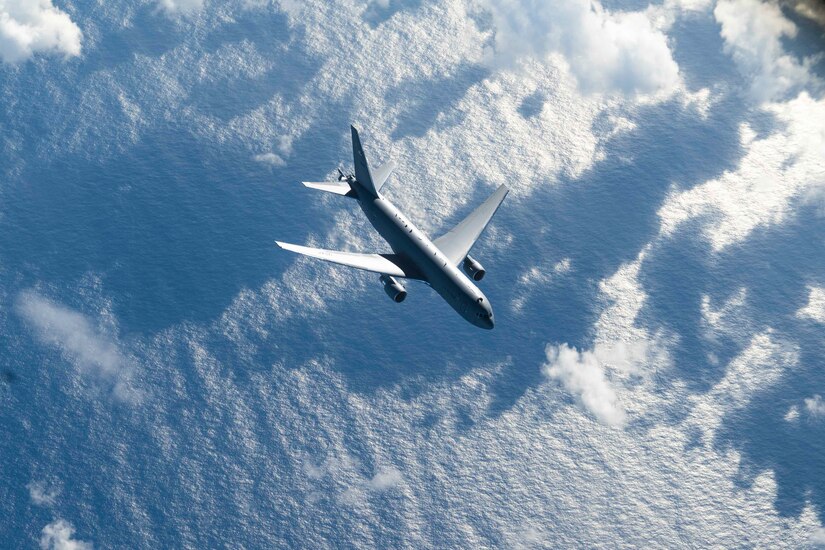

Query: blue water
left=1, top=1, right=823, bottom=547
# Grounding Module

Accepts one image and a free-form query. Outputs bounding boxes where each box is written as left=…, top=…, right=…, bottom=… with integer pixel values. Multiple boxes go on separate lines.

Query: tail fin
left=351, top=125, right=378, bottom=196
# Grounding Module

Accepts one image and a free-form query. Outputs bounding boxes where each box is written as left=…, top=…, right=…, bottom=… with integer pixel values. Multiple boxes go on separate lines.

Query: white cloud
left=483, top=0, right=680, bottom=96
left=366, top=467, right=402, bottom=490
left=156, top=0, right=204, bottom=16
left=306, top=452, right=402, bottom=506
left=543, top=341, right=648, bottom=427
left=687, top=331, right=798, bottom=443
left=40, top=520, right=92, bottom=550
left=658, top=93, right=825, bottom=251
left=784, top=404, right=800, bottom=423
left=787, top=0, right=825, bottom=26
left=715, top=0, right=816, bottom=103
left=253, top=135, right=293, bottom=167
left=511, top=257, right=571, bottom=312
left=804, top=394, right=825, bottom=418
left=797, top=286, right=825, bottom=323
left=701, top=288, right=758, bottom=346
left=253, top=152, right=286, bottom=167
left=812, top=526, right=825, bottom=547
left=250, top=345, right=818, bottom=546
left=28, top=480, right=59, bottom=506
left=16, top=290, right=138, bottom=402
left=505, top=524, right=548, bottom=550
left=0, top=0, right=82, bottom=63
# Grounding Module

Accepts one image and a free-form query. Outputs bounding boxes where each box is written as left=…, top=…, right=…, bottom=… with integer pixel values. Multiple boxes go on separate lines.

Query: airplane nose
left=483, top=314, right=495, bottom=329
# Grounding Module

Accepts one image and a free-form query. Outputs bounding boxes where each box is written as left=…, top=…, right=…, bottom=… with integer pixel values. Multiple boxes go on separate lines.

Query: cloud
left=784, top=404, right=800, bottom=423
left=812, top=526, right=825, bottom=547
left=366, top=467, right=402, bottom=490
left=16, top=290, right=138, bottom=402
left=701, top=288, right=755, bottom=343
left=805, top=395, right=825, bottom=418
left=253, top=152, right=286, bottom=167
left=715, top=0, right=816, bottom=103
left=306, top=452, right=402, bottom=506
left=543, top=341, right=648, bottom=427
left=511, top=258, right=571, bottom=313
left=482, top=0, right=680, bottom=96
left=253, top=135, right=293, bottom=168
left=28, top=480, right=59, bottom=506
left=338, top=466, right=403, bottom=505
left=0, top=0, right=83, bottom=63
left=156, top=0, right=205, bottom=16
left=39, top=520, right=92, bottom=550
left=658, top=93, right=825, bottom=250
left=687, top=331, right=798, bottom=442
left=797, top=286, right=825, bottom=323
left=786, top=0, right=825, bottom=26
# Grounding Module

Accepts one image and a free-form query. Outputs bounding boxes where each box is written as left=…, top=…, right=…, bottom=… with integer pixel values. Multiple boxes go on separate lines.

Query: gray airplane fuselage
left=352, top=181, right=495, bottom=329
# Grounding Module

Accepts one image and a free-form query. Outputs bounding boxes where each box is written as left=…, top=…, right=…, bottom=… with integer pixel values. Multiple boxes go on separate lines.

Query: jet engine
left=462, top=255, right=486, bottom=281
left=380, top=274, right=407, bottom=303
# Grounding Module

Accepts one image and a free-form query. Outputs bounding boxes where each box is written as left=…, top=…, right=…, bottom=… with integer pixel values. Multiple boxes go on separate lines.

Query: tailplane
left=301, top=180, right=356, bottom=197
left=371, top=159, right=397, bottom=192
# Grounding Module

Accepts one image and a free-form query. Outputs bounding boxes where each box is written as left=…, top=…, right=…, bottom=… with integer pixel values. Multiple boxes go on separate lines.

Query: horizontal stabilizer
left=276, top=241, right=423, bottom=279
left=434, top=184, right=509, bottom=265
left=302, top=181, right=356, bottom=197
left=372, top=160, right=397, bottom=193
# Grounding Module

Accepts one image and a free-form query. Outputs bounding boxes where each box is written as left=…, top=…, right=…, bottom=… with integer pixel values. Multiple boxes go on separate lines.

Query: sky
left=0, top=0, right=824, bottom=547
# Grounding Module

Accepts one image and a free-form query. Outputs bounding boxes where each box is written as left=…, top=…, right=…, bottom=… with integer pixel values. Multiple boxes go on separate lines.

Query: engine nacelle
left=462, top=255, right=486, bottom=281
left=380, top=274, right=407, bottom=303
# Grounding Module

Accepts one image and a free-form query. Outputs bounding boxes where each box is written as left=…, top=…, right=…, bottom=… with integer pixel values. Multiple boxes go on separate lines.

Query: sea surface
left=1, top=0, right=824, bottom=547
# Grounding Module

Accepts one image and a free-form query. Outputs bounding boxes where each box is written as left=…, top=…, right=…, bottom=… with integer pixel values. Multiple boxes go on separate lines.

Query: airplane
left=276, top=126, right=508, bottom=329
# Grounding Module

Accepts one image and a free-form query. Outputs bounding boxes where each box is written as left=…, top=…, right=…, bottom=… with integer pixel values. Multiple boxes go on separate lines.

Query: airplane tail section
left=371, top=159, right=397, bottom=193
left=302, top=181, right=357, bottom=197
left=351, top=125, right=378, bottom=196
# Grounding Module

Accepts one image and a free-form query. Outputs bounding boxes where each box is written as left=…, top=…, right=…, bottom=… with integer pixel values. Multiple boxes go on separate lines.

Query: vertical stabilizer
left=351, top=125, right=378, bottom=196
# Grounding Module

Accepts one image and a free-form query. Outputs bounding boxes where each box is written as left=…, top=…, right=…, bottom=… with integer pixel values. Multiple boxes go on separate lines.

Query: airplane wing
left=433, top=184, right=509, bottom=265
left=276, top=241, right=424, bottom=279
